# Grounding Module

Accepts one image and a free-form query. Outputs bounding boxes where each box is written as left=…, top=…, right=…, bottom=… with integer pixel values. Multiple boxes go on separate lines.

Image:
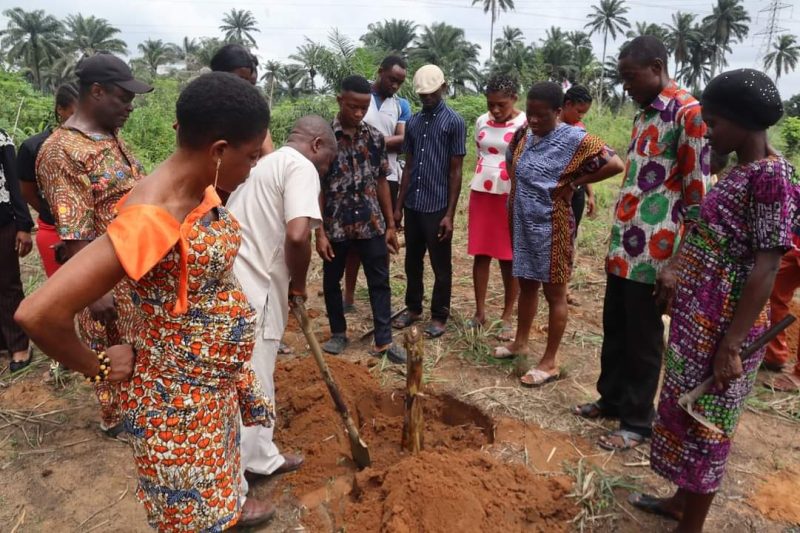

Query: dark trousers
left=571, top=187, right=586, bottom=231
left=597, top=273, right=664, bottom=437
left=0, top=222, right=29, bottom=353
left=323, top=235, right=392, bottom=346
left=404, top=207, right=451, bottom=323
left=389, top=181, right=399, bottom=213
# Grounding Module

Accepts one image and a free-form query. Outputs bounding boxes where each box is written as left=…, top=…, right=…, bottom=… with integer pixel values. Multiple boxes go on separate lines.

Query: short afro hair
left=564, top=85, right=592, bottom=105
left=380, top=55, right=408, bottom=71
left=340, top=75, right=371, bottom=94
left=210, top=44, right=256, bottom=73
left=176, top=72, right=270, bottom=149
left=485, top=74, right=518, bottom=98
left=619, top=36, right=668, bottom=68
left=527, top=81, right=564, bottom=110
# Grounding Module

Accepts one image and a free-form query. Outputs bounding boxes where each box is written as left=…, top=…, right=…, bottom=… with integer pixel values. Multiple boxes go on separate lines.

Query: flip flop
left=497, top=323, right=515, bottom=341
left=392, top=310, right=420, bottom=329
left=598, top=429, right=646, bottom=451
left=520, top=367, right=560, bottom=387
left=627, top=492, right=682, bottom=521
left=767, top=372, right=800, bottom=392
left=492, top=346, right=521, bottom=360
left=573, top=402, right=610, bottom=419
left=424, top=323, right=446, bottom=338
left=278, top=341, right=293, bottom=355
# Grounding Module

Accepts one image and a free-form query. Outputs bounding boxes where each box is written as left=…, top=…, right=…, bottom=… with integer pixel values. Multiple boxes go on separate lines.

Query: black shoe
left=9, top=347, right=33, bottom=373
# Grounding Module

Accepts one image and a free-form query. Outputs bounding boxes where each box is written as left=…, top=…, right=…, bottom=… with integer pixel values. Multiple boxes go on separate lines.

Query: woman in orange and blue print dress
left=16, top=72, right=277, bottom=531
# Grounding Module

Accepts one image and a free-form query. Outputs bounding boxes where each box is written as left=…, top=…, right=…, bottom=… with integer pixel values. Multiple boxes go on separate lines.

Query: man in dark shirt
left=0, top=129, right=34, bottom=372
left=315, top=75, right=406, bottom=363
left=393, top=65, right=466, bottom=338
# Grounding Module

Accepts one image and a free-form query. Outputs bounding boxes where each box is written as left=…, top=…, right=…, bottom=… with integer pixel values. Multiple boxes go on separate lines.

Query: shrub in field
left=0, top=70, right=53, bottom=141
left=781, top=117, right=800, bottom=157
left=122, top=78, right=182, bottom=172
left=269, top=96, right=337, bottom=146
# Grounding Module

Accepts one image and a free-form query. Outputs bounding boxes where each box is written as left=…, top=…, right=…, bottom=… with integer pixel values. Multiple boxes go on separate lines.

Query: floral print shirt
left=606, top=81, right=710, bottom=285
left=36, top=126, right=144, bottom=240
left=322, top=117, right=389, bottom=242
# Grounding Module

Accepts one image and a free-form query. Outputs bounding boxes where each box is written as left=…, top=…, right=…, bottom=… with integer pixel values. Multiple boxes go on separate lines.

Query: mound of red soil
left=347, top=450, right=575, bottom=532
left=272, top=356, right=575, bottom=531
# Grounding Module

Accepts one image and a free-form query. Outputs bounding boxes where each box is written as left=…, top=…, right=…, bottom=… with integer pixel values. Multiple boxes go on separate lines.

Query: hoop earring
left=214, top=159, right=221, bottom=189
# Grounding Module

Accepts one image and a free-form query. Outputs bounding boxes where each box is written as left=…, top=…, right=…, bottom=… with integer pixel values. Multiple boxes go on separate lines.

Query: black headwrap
left=701, top=69, right=783, bottom=131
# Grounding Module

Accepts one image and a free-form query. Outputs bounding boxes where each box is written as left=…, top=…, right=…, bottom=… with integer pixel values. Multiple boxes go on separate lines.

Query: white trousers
left=240, top=337, right=285, bottom=497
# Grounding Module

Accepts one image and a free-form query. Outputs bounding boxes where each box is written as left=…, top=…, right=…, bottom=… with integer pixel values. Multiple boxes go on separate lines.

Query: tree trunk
left=599, top=31, right=608, bottom=108
left=269, top=77, right=275, bottom=107
left=401, top=325, right=424, bottom=454
left=489, top=5, right=496, bottom=61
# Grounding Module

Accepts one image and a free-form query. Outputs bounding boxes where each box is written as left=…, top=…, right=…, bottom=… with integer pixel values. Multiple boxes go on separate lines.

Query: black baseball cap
left=75, top=52, right=153, bottom=94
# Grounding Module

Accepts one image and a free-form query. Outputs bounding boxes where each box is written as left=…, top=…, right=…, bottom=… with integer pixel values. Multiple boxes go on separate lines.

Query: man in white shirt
left=343, top=55, right=412, bottom=312
left=228, top=115, right=337, bottom=504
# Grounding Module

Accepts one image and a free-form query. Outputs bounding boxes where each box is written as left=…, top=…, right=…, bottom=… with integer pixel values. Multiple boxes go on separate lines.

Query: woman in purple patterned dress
left=629, top=70, right=799, bottom=532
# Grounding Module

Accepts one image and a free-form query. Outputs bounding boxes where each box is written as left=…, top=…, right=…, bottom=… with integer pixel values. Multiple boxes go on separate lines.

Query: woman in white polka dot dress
left=467, top=75, right=528, bottom=339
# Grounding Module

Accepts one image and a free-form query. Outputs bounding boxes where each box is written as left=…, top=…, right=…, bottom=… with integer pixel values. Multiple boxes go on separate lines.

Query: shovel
left=678, top=314, right=796, bottom=433
left=290, top=296, right=371, bottom=469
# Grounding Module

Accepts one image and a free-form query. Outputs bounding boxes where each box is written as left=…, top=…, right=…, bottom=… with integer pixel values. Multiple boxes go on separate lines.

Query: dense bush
left=782, top=117, right=800, bottom=157
left=0, top=70, right=53, bottom=140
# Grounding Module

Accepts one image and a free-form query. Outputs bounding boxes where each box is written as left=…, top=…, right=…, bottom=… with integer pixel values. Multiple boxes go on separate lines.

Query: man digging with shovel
left=228, top=115, right=337, bottom=508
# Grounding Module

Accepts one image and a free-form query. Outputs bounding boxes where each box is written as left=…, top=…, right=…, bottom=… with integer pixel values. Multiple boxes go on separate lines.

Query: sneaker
left=322, top=334, right=349, bottom=355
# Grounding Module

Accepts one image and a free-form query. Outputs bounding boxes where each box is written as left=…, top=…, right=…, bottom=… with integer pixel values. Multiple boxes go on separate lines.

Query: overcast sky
left=3, top=0, right=799, bottom=96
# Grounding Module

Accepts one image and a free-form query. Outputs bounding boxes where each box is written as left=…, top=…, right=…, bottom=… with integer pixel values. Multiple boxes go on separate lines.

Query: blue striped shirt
left=402, top=100, right=466, bottom=213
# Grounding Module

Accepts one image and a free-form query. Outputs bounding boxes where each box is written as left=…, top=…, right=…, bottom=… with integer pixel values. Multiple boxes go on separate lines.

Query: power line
left=754, top=0, right=792, bottom=62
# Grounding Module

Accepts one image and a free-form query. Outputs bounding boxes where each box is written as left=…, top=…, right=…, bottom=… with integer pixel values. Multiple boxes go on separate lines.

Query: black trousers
left=571, top=186, right=586, bottom=230
left=404, top=207, right=451, bottom=323
left=596, top=273, right=664, bottom=437
left=0, top=222, right=29, bottom=353
left=389, top=181, right=399, bottom=213
left=323, top=235, right=392, bottom=346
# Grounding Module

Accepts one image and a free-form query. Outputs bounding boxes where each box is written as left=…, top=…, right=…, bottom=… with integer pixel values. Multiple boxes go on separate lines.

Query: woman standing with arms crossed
left=493, top=82, right=623, bottom=387
left=16, top=72, right=276, bottom=530
left=467, top=75, right=526, bottom=340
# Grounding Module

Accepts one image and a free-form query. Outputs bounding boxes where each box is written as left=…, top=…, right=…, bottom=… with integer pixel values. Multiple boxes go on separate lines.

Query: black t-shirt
left=17, top=129, right=55, bottom=225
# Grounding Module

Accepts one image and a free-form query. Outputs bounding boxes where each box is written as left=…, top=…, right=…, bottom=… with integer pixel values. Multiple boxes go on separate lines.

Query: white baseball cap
left=413, top=65, right=446, bottom=95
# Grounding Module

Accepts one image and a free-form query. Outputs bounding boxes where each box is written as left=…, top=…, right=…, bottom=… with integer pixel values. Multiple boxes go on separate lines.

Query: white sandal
left=520, top=368, right=560, bottom=387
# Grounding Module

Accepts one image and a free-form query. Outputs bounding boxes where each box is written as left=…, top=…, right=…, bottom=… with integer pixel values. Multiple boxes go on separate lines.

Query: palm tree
left=193, top=37, right=224, bottom=68
left=679, top=29, right=714, bottom=93
left=277, top=64, right=309, bottom=99
left=178, top=37, right=201, bottom=70
left=625, top=21, right=668, bottom=43
left=64, top=14, right=126, bottom=57
left=411, top=22, right=482, bottom=94
left=220, top=9, right=260, bottom=48
left=584, top=0, right=630, bottom=103
left=136, top=39, right=178, bottom=77
left=666, top=12, right=699, bottom=75
left=0, top=8, right=64, bottom=91
left=472, top=0, right=515, bottom=59
left=493, top=26, right=524, bottom=58
left=290, top=39, right=327, bottom=93
left=260, top=60, right=283, bottom=105
left=540, top=27, right=574, bottom=82
left=360, top=19, right=418, bottom=55
left=702, top=0, right=750, bottom=76
left=764, top=33, right=800, bottom=81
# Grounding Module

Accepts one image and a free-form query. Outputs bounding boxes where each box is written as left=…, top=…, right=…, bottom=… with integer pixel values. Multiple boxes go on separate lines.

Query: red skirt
left=36, top=220, right=62, bottom=278
left=467, top=190, right=512, bottom=260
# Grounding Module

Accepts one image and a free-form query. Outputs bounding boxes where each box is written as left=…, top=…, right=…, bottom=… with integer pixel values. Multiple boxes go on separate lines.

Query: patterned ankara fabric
left=470, top=111, right=527, bottom=194
left=36, top=126, right=144, bottom=427
left=108, top=186, right=274, bottom=532
left=650, top=157, right=799, bottom=494
left=606, top=81, right=710, bottom=285
left=322, top=118, right=389, bottom=242
left=508, top=123, right=614, bottom=283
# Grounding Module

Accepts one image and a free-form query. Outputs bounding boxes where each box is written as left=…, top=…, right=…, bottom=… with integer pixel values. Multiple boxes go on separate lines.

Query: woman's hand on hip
left=107, top=344, right=135, bottom=382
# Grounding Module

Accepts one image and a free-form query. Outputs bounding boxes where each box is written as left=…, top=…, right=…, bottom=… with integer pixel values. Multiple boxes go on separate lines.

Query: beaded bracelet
left=85, top=351, right=111, bottom=383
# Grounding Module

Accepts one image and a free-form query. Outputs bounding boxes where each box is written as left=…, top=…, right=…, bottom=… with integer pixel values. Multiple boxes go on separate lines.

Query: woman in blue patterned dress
left=492, top=82, right=623, bottom=386
left=629, top=70, right=799, bottom=533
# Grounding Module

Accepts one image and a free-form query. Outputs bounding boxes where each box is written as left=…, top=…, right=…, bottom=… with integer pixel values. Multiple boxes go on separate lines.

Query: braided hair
left=485, top=74, right=519, bottom=98
left=54, top=82, right=78, bottom=124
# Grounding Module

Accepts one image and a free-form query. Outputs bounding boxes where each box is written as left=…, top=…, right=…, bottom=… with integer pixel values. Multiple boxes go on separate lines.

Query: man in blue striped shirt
left=393, top=65, right=466, bottom=338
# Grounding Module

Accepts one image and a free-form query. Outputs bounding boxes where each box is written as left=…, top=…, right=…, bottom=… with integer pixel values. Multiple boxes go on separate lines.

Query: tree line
left=0, top=0, right=798, bottom=109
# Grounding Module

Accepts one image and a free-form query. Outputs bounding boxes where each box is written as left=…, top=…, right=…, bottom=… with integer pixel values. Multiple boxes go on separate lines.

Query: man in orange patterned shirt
left=37, top=53, right=152, bottom=438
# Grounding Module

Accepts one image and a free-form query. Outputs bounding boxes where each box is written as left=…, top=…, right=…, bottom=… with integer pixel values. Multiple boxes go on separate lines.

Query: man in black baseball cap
left=34, top=51, right=151, bottom=441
